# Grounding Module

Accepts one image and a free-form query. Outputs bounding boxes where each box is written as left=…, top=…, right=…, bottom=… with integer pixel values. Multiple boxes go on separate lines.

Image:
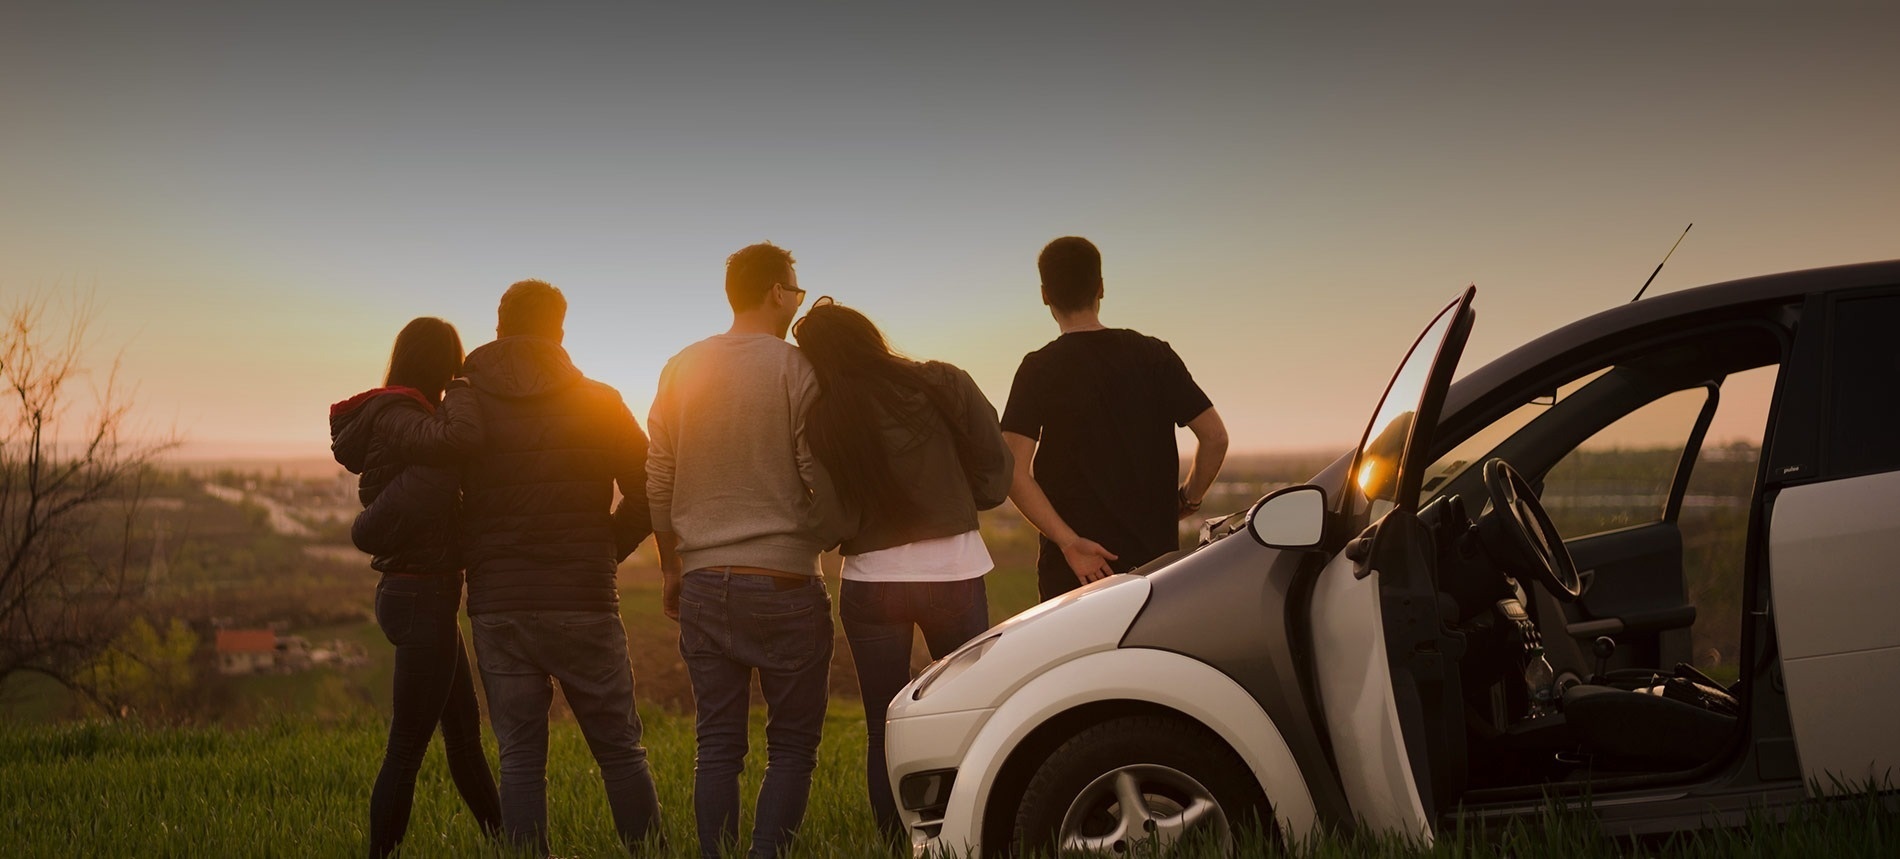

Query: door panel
left=1768, top=471, right=1900, bottom=791
left=1553, top=523, right=1695, bottom=672
left=1311, top=546, right=1432, bottom=836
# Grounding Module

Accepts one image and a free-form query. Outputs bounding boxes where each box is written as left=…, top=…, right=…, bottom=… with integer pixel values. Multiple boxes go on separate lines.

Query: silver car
left=884, top=260, right=1900, bottom=856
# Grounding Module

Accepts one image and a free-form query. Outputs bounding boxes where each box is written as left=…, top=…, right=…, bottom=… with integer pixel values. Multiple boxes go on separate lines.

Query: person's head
left=725, top=242, right=803, bottom=332
left=497, top=279, right=567, bottom=341
left=789, top=299, right=896, bottom=380
left=383, top=317, right=464, bottom=403
left=1037, top=236, right=1104, bottom=314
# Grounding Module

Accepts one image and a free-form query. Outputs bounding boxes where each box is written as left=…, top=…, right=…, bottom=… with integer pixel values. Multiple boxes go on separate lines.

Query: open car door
left=1310, top=287, right=1476, bottom=837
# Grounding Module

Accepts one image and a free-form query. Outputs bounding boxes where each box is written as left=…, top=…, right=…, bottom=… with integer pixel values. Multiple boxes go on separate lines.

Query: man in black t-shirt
left=1001, top=236, right=1230, bottom=601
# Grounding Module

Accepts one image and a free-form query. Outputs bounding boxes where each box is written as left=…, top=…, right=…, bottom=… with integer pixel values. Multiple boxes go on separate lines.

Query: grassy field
left=3, top=716, right=1894, bottom=858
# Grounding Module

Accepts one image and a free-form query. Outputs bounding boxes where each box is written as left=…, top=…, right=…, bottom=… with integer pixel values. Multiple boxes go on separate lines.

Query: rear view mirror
left=1247, top=485, right=1327, bottom=550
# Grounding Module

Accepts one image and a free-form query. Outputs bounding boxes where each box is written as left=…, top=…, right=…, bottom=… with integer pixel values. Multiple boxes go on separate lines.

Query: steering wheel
left=1481, top=458, right=1582, bottom=601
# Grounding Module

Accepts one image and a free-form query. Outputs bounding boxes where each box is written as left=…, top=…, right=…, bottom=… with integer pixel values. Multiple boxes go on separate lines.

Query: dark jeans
left=677, top=570, right=834, bottom=859
left=840, top=577, right=990, bottom=841
left=369, top=573, right=502, bottom=858
left=471, top=609, right=662, bottom=856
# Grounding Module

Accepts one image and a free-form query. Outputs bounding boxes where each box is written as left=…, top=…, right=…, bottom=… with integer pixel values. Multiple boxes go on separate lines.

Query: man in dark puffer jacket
left=459, top=279, right=663, bottom=856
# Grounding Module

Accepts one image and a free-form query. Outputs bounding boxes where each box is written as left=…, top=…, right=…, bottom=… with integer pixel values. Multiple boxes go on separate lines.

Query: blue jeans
left=839, top=577, right=990, bottom=840
left=677, top=570, right=834, bottom=859
left=370, top=573, right=502, bottom=858
left=470, top=609, right=662, bottom=855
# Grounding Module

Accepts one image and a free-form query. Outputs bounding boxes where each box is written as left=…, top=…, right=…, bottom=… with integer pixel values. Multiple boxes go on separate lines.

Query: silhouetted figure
left=792, top=297, right=1012, bottom=843
left=329, top=317, right=501, bottom=858
left=1002, top=237, right=1230, bottom=601
left=647, top=243, right=839, bottom=859
left=457, top=281, right=663, bottom=855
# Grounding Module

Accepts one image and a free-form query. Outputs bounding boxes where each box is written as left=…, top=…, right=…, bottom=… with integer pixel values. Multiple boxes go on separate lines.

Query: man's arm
left=646, top=364, right=682, bottom=621
left=381, top=385, right=483, bottom=465
left=1178, top=406, right=1229, bottom=519
left=1004, top=431, right=1118, bottom=584
left=793, top=363, right=850, bottom=550
left=654, top=530, right=682, bottom=621
left=609, top=399, right=654, bottom=563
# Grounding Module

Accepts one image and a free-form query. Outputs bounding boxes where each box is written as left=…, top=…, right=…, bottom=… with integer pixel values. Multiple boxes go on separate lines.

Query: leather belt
left=699, top=565, right=812, bottom=591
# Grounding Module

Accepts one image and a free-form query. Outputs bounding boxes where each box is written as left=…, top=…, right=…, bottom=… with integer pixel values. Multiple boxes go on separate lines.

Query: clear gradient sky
left=3, top=2, right=1896, bottom=458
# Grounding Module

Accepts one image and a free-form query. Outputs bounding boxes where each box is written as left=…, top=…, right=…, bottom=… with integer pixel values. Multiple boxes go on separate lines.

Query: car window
left=1539, top=387, right=1707, bottom=538
left=1824, top=294, right=1900, bottom=477
left=1355, top=297, right=1462, bottom=521
left=1420, top=368, right=1610, bottom=502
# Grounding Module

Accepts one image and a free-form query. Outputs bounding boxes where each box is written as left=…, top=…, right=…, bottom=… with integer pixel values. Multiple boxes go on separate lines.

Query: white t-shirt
left=841, top=529, right=993, bottom=583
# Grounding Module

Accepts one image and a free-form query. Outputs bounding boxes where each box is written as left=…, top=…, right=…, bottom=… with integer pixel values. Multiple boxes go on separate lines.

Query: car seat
left=1560, top=672, right=1739, bottom=769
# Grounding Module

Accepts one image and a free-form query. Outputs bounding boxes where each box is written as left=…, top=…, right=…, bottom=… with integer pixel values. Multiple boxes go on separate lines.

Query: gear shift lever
left=1591, top=636, right=1616, bottom=682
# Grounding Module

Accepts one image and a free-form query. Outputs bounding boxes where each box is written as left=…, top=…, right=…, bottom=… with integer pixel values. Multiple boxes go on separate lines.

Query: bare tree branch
left=0, top=290, right=176, bottom=702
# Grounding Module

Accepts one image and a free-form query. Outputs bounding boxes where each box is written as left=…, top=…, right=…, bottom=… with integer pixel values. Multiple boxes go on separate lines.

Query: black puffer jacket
left=458, top=336, right=652, bottom=615
left=328, top=387, right=481, bottom=575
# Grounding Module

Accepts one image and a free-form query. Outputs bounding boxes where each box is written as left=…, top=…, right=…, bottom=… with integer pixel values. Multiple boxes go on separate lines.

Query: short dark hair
left=725, top=242, right=796, bottom=312
left=1038, top=236, right=1103, bottom=313
left=497, top=279, right=566, bottom=339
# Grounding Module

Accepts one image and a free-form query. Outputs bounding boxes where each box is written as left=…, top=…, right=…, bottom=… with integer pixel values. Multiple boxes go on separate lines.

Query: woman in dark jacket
left=329, top=317, right=499, bottom=858
left=792, top=298, right=1012, bottom=841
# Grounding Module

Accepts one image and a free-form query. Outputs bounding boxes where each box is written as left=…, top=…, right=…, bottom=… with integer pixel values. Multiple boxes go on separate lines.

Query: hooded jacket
left=328, top=386, right=481, bottom=575
left=457, top=336, right=651, bottom=615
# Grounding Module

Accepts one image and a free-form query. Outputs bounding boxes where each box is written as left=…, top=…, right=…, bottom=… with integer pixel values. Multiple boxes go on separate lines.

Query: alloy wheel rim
left=1057, top=763, right=1232, bottom=855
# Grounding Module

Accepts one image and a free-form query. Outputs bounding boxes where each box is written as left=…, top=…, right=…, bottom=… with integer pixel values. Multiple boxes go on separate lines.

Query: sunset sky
left=3, top=3, right=1896, bottom=458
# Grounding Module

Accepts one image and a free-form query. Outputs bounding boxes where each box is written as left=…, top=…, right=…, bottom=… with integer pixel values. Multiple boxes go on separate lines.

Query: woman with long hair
left=328, top=317, right=501, bottom=857
left=792, top=298, right=1013, bottom=842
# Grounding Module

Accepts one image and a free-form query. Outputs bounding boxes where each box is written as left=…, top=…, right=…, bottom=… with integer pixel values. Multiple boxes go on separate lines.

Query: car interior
left=1401, top=322, right=1785, bottom=796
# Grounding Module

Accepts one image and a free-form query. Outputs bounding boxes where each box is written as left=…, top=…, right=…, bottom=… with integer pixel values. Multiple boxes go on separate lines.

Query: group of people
left=328, top=236, right=1227, bottom=858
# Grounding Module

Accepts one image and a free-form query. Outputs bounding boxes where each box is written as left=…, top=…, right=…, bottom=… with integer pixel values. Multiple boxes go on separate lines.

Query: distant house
left=216, top=629, right=277, bottom=675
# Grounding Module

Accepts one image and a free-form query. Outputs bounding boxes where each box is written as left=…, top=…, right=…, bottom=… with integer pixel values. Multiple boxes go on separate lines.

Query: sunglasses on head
left=791, top=295, right=836, bottom=338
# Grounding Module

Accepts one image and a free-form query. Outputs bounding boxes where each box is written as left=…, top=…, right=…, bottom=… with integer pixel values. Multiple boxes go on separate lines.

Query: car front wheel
left=1013, top=714, right=1273, bottom=856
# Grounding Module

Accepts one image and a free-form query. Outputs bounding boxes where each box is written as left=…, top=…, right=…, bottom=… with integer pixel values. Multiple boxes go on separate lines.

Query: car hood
left=891, top=573, right=1154, bottom=717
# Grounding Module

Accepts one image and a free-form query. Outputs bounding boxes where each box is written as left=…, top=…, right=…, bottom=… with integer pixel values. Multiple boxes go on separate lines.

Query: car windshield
left=1417, top=368, right=1611, bottom=505
left=1354, top=299, right=1461, bottom=521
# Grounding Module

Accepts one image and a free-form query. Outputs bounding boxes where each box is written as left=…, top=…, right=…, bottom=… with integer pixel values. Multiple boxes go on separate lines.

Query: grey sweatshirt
left=646, top=333, right=839, bottom=576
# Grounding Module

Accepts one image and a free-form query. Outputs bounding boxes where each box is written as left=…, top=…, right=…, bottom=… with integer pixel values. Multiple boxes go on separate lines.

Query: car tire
left=1012, top=714, right=1273, bottom=856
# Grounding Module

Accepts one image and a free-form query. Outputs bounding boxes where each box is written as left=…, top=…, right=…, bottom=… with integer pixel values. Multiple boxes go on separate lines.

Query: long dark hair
left=383, top=317, right=464, bottom=404
left=794, top=302, right=969, bottom=518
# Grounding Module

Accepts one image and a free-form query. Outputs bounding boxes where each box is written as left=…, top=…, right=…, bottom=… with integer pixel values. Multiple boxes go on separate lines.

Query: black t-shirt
left=1001, top=329, right=1212, bottom=595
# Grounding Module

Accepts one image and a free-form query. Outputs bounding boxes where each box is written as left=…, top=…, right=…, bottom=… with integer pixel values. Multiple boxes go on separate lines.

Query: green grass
left=0, top=707, right=882, bottom=858
left=3, top=716, right=1894, bottom=858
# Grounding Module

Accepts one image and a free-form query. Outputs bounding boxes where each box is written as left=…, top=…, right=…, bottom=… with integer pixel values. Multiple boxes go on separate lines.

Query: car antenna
left=1631, top=223, right=1693, bottom=302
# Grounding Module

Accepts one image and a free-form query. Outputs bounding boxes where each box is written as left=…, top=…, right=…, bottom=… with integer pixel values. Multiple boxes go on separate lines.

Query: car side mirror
left=1246, top=485, right=1327, bottom=550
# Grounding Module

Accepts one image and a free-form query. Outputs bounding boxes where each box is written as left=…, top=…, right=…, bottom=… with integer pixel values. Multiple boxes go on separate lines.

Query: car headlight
left=911, top=634, right=999, bottom=701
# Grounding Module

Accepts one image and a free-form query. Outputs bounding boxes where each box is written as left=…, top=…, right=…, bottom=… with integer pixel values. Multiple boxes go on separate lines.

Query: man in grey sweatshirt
left=647, top=241, right=838, bottom=859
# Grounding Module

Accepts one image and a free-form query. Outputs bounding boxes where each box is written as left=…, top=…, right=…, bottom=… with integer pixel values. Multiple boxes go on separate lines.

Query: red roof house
left=215, top=629, right=278, bottom=675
